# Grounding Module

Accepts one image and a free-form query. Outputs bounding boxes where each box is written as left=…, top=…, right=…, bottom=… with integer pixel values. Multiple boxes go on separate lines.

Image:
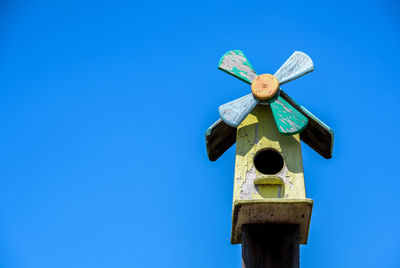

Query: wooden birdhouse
left=205, top=50, right=334, bottom=246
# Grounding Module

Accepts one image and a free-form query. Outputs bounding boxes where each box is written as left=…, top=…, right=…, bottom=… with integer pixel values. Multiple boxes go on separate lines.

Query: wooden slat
left=205, top=118, right=236, bottom=161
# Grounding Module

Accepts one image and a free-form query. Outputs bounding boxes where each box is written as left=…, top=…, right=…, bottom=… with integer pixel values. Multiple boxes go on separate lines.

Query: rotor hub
left=251, top=74, right=279, bottom=101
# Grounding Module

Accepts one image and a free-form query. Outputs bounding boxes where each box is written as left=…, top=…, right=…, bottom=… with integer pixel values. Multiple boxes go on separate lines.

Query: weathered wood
left=205, top=91, right=334, bottom=160
left=242, top=224, right=300, bottom=268
left=274, top=51, right=314, bottom=85
left=209, top=50, right=333, bottom=160
left=251, top=74, right=280, bottom=100
left=231, top=105, right=313, bottom=245
left=205, top=118, right=236, bottom=161
left=270, top=96, right=308, bottom=135
left=218, top=50, right=257, bottom=84
left=280, top=90, right=334, bottom=159
left=219, top=93, right=259, bottom=127
left=233, top=200, right=313, bottom=245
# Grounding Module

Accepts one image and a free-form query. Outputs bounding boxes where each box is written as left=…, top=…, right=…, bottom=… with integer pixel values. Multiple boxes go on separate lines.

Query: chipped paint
left=254, top=123, right=259, bottom=144
left=219, top=93, right=259, bottom=127
left=240, top=166, right=257, bottom=199
left=233, top=105, right=307, bottom=203
left=218, top=50, right=257, bottom=84
left=270, top=96, right=308, bottom=135
left=231, top=104, right=312, bottom=244
left=274, top=51, right=314, bottom=85
left=217, top=50, right=314, bottom=133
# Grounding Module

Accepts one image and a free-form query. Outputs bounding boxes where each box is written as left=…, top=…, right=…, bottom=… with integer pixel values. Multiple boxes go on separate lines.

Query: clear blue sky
left=0, top=0, right=399, bottom=267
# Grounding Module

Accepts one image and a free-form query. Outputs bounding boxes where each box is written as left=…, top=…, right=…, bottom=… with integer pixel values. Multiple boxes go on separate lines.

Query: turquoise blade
left=218, top=50, right=257, bottom=84
left=274, top=51, right=314, bottom=85
left=270, top=96, right=308, bottom=135
left=219, top=93, right=259, bottom=127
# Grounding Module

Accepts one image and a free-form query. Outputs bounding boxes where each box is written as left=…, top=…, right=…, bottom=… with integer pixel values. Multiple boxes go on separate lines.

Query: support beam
left=242, top=224, right=300, bottom=268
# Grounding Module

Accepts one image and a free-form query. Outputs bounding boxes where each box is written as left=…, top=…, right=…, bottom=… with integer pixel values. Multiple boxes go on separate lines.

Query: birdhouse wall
left=233, top=105, right=306, bottom=200
left=231, top=105, right=313, bottom=245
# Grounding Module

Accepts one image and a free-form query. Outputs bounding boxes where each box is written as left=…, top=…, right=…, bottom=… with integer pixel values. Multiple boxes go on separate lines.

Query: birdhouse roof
left=205, top=90, right=334, bottom=161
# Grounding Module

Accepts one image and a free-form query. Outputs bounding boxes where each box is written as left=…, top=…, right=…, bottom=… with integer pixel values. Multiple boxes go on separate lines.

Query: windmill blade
left=219, top=93, right=259, bottom=127
left=205, top=118, right=237, bottom=161
left=270, top=96, right=308, bottom=135
left=274, top=51, right=314, bottom=85
left=218, top=50, right=257, bottom=84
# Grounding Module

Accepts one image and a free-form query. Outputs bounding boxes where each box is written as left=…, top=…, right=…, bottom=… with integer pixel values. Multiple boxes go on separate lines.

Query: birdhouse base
left=231, top=198, right=313, bottom=245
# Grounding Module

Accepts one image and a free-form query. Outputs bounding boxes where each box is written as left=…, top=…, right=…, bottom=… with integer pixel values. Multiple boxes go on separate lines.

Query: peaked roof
left=205, top=90, right=334, bottom=161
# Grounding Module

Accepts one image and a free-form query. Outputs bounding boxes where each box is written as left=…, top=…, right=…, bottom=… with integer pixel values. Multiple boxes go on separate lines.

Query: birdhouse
left=205, top=50, right=334, bottom=245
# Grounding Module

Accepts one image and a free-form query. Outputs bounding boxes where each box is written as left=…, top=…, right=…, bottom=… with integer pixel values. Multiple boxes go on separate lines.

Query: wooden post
left=242, top=224, right=300, bottom=268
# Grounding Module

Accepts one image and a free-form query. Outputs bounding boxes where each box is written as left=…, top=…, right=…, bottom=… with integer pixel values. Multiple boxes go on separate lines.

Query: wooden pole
left=241, top=224, right=300, bottom=268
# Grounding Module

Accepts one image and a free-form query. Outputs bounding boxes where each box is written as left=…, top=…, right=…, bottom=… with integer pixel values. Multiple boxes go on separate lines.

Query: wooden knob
left=251, top=74, right=279, bottom=100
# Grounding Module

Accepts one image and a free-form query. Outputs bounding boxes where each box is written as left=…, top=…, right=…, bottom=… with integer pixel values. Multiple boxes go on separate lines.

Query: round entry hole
left=253, top=149, right=284, bottom=175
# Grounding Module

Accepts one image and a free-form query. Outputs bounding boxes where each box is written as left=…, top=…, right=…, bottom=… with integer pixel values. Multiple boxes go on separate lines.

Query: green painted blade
left=270, top=96, right=308, bottom=135
left=218, top=50, right=257, bottom=84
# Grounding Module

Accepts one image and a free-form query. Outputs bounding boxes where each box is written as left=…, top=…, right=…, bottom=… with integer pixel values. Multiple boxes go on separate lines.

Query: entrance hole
left=253, top=149, right=284, bottom=175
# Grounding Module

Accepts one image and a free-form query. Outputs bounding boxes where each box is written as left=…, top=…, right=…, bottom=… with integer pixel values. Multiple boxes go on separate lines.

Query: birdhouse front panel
left=233, top=105, right=305, bottom=200
left=231, top=105, right=313, bottom=245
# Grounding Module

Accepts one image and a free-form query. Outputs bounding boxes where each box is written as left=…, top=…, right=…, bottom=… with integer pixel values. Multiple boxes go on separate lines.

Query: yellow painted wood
left=254, top=176, right=282, bottom=185
left=231, top=105, right=313, bottom=244
left=233, top=105, right=306, bottom=200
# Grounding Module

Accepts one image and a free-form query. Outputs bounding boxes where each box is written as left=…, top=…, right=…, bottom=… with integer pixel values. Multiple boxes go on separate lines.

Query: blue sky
left=0, top=0, right=399, bottom=267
